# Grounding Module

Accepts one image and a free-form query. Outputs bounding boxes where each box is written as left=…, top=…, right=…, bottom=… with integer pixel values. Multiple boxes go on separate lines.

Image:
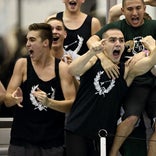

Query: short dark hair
left=46, top=17, right=66, bottom=30
left=28, top=23, right=53, bottom=48
left=122, top=0, right=145, bottom=7
left=102, top=28, right=123, bottom=39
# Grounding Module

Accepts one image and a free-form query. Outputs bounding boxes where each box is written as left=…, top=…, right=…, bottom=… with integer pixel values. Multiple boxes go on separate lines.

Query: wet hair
left=122, top=0, right=145, bottom=7
left=28, top=23, right=53, bottom=48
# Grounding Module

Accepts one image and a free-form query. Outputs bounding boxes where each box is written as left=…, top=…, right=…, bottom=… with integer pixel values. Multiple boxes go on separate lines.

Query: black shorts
left=122, top=84, right=156, bottom=121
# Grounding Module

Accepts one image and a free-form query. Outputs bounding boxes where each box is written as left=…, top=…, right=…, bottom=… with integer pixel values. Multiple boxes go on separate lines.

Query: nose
left=52, top=28, right=57, bottom=33
left=115, top=39, right=121, bottom=45
left=26, top=40, right=30, bottom=47
left=132, top=8, right=138, bottom=15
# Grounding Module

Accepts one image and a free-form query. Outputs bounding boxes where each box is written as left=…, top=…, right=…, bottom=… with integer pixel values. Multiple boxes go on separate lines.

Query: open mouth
left=131, top=17, right=139, bottom=24
left=53, top=36, right=59, bottom=42
left=29, top=50, right=33, bottom=55
left=113, top=50, right=120, bottom=57
left=69, top=1, right=77, bottom=6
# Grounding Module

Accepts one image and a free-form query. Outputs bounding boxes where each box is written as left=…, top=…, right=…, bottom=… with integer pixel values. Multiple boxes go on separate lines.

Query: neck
left=64, top=10, right=82, bottom=18
left=51, top=48, right=64, bottom=59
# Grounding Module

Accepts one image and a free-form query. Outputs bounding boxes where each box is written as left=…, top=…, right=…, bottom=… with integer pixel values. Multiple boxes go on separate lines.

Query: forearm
left=127, top=47, right=156, bottom=81
left=107, top=3, right=122, bottom=23
left=46, top=98, right=74, bottom=113
left=68, top=49, right=96, bottom=76
left=4, top=93, right=17, bottom=107
left=144, top=0, right=156, bottom=6
left=87, top=35, right=100, bottom=49
left=0, top=94, right=5, bottom=104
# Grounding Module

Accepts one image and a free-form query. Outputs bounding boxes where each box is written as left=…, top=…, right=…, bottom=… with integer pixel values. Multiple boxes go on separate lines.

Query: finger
left=37, top=87, right=41, bottom=92
left=105, top=70, right=112, bottom=79
left=17, top=103, right=23, bottom=108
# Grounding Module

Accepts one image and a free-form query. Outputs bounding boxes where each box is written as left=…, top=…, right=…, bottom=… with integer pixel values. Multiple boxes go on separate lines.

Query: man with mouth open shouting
left=65, top=28, right=156, bottom=156
left=46, top=0, right=101, bottom=56
left=4, top=23, right=76, bottom=156
left=87, top=0, right=156, bottom=156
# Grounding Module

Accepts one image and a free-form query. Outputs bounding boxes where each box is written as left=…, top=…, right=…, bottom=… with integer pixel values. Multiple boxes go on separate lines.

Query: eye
left=109, top=38, right=116, bottom=43
left=119, top=39, right=125, bottom=43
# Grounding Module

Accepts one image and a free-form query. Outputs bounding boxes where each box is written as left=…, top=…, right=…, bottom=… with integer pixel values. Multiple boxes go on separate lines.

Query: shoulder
left=59, top=61, right=73, bottom=79
left=90, top=16, right=101, bottom=34
left=13, top=58, right=27, bottom=78
left=15, top=58, right=27, bottom=67
left=92, top=16, right=101, bottom=24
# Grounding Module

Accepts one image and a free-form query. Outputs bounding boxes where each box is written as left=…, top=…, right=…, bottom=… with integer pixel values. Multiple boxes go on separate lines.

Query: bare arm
left=87, top=34, right=101, bottom=49
left=144, top=0, right=156, bottom=6
left=69, top=41, right=104, bottom=76
left=87, top=36, right=120, bottom=79
left=4, top=58, right=26, bottom=107
left=107, top=3, right=122, bottom=23
left=0, top=81, right=6, bottom=104
left=126, top=36, right=156, bottom=86
left=96, top=53, right=120, bottom=79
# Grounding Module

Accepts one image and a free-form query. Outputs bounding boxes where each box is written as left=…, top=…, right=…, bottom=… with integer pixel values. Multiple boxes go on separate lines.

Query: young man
left=87, top=0, right=156, bottom=156
left=46, top=0, right=101, bottom=56
left=107, top=0, right=156, bottom=23
left=4, top=23, right=76, bottom=156
left=65, top=28, right=156, bottom=156
left=46, top=17, right=79, bottom=63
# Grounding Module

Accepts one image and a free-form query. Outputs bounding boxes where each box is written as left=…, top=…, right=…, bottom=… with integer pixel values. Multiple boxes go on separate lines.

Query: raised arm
left=126, top=36, right=156, bottom=86
left=107, top=3, right=122, bottom=23
left=144, top=0, right=156, bottom=6
left=69, top=40, right=104, bottom=76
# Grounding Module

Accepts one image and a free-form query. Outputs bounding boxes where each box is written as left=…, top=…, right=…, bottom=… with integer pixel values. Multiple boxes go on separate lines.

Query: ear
left=144, top=5, right=146, bottom=11
left=64, top=30, right=67, bottom=39
left=101, top=39, right=106, bottom=46
left=43, top=39, right=49, bottom=47
left=121, top=7, right=124, bottom=15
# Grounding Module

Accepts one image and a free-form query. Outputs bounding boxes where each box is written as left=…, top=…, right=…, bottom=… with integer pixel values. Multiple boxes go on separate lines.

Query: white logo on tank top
left=94, top=71, right=115, bottom=97
left=64, top=35, right=84, bottom=54
left=30, top=84, right=55, bottom=111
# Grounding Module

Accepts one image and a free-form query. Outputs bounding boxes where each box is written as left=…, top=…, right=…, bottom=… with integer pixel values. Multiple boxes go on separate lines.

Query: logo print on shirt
left=64, top=35, right=84, bottom=54
left=30, top=84, right=55, bottom=111
left=132, top=36, right=145, bottom=54
left=94, top=71, right=115, bottom=97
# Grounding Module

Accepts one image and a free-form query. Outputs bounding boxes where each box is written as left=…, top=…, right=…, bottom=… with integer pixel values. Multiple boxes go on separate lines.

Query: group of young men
left=1, top=0, right=156, bottom=156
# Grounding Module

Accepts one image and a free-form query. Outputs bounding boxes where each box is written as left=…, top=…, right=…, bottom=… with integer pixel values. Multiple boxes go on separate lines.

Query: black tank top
left=66, top=60, right=128, bottom=139
left=10, top=56, right=65, bottom=148
left=56, top=12, right=92, bottom=55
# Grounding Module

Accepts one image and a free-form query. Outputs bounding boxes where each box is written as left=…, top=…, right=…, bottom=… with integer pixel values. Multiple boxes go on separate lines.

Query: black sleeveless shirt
left=56, top=12, right=92, bottom=55
left=10, top=56, right=65, bottom=148
left=66, top=60, right=128, bottom=139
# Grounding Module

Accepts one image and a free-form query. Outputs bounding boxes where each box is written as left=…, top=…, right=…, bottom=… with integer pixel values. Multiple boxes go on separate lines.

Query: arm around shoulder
left=144, top=0, right=156, bottom=6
